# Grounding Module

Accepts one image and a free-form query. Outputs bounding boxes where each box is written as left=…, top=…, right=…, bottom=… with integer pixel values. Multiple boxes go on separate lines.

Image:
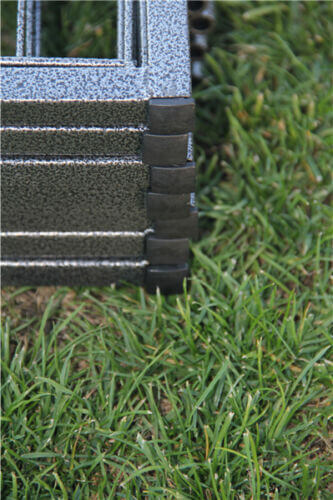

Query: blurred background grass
left=1, top=1, right=332, bottom=498
left=1, top=0, right=117, bottom=58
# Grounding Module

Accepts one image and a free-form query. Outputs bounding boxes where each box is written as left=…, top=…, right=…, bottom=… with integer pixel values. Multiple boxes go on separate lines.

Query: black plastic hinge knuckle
left=143, top=133, right=188, bottom=166
left=148, top=97, right=195, bottom=135
left=151, top=162, right=196, bottom=194
left=146, top=237, right=189, bottom=265
left=145, top=264, right=189, bottom=294
left=153, top=207, right=199, bottom=241
left=147, top=193, right=191, bottom=220
left=144, top=97, right=197, bottom=294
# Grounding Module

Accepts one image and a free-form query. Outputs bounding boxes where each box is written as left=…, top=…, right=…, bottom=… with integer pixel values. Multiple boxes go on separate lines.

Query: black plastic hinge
left=148, top=97, right=195, bottom=135
left=144, top=97, right=197, bottom=294
left=145, top=264, right=189, bottom=294
left=151, top=162, right=196, bottom=194
left=153, top=207, right=199, bottom=241
left=143, top=133, right=188, bottom=166
left=146, top=236, right=189, bottom=265
left=147, top=192, right=191, bottom=220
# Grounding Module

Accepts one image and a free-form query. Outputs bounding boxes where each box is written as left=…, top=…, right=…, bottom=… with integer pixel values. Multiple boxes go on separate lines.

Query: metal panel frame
left=1, top=1, right=191, bottom=100
left=1, top=0, right=196, bottom=293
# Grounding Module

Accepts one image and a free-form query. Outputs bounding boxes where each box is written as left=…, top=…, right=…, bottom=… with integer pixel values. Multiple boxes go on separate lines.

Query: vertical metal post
left=34, top=1, right=41, bottom=57
left=25, top=0, right=34, bottom=56
left=16, top=0, right=26, bottom=56
left=117, top=0, right=125, bottom=59
left=16, top=0, right=42, bottom=57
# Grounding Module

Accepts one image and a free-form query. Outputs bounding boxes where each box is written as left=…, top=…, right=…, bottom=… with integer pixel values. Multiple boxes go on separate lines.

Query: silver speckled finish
left=2, top=260, right=147, bottom=286
left=1, top=100, right=147, bottom=128
left=16, top=0, right=41, bottom=57
left=16, top=0, right=25, bottom=57
left=1, top=0, right=193, bottom=286
left=1, top=126, right=146, bottom=156
left=1, top=230, right=153, bottom=259
left=2, top=1, right=190, bottom=100
left=1, top=157, right=150, bottom=231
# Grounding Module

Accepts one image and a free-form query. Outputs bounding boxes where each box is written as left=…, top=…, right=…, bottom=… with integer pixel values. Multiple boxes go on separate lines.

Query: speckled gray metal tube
left=1, top=260, right=147, bottom=286
left=1, top=126, right=146, bottom=156
left=1, top=157, right=150, bottom=231
left=16, top=0, right=25, bottom=57
left=1, top=230, right=153, bottom=259
left=16, top=0, right=41, bottom=58
left=1, top=100, right=147, bottom=128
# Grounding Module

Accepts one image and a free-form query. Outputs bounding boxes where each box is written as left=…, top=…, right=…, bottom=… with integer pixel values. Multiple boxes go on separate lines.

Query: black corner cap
left=143, top=133, right=188, bottom=166
left=151, top=162, right=196, bottom=194
left=153, top=207, right=199, bottom=240
left=147, top=236, right=189, bottom=265
left=147, top=192, right=191, bottom=220
left=148, top=98, right=195, bottom=135
left=145, top=264, right=189, bottom=294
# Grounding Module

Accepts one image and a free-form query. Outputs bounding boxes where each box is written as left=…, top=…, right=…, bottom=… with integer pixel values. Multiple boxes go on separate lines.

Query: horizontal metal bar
left=1, top=261, right=147, bottom=286
left=1, top=230, right=154, bottom=238
left=0, top=156, right=144, bottom=166
left=1, top=126, right=145, bottom=155
left=1, top=100, right=148, bottom=128
left=0, top=125, right=147, bottom=133
left=1, top=57, right=125, bottom=67
left=1, top=232, right=151, bottom=259
left=1, top=66, right=147, bottom=101
left=2, top=158, right=149, bottom=232
left=1, top=259, right=149, bottom=268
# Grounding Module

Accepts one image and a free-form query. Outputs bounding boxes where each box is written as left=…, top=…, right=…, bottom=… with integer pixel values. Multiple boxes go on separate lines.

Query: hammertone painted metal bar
left=16, top=0, right=25, bottom=57
left=1, top=125, right=146, bottom=156
left=2, top=259, right=149, bottom=268
left=1, top=230, right=154, bottom=238
left=2, top=160, right=150, bottom=233
left=3, top=57, right=125, bottom=67
left=25, top=0, right=34, bottom=57
left=0, top=157, right=145, bottom=166
left=16, top=0, right=42, bottom=57
left=1, top=230, right=154, bottom=260
left=34, top=1, right=41, bottom=57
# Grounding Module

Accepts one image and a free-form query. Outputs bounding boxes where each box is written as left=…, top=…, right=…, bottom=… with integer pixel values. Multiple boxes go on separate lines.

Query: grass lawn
left=1, top=1, right=332, bottom=498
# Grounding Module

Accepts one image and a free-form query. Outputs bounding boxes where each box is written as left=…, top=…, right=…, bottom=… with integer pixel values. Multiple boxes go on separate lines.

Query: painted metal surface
left=1, top=157, right=150, bottom=232
left=0, top=0, right=195, bottom=289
